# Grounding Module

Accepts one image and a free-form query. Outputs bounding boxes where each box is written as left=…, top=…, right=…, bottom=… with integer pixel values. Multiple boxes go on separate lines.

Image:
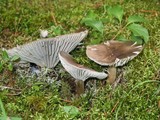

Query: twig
left=51, top=12, right=58, bottom=26
left=111, top=29, right=122, bottom=40
left=112, top=72, right=123, bottom=89
left=111, top=100, right=119, bottom=113
left=111, top=24, right=128, bottom=41
left=139, top=10, right=158, bottom=13
left=6, top=92, right=22, bottom=96
left=0, top=86, right=21, bottom=91
left=139, top=10, right=159, bottom=17
left=61, top=99, right=72, bottom=103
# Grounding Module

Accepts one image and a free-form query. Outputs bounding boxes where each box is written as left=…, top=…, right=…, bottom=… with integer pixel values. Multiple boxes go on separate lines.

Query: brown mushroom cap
left=59, top=51, right=108, bottom=81
left=7, top=30, right=88, bottom=68
left=86, top=40, right=143, bottom=67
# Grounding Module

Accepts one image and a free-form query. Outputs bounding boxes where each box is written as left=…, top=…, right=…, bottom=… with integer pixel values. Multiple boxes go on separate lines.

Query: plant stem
left=107, top=66, right=117, bottom=84
left=75, top=80, right=84, bottom=96
left=111, top=23, right=129, bottom=40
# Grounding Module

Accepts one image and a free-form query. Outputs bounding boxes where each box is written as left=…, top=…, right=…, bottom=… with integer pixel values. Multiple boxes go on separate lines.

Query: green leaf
left=84, top=10, right=97, bottom=19
left=2, top=50, right=9, bottom=61
left=8, top=63, right=13, bottom=71
left=131, top=34, right=143, bottom=44
left=49, top=25, right=63, bottom=36
left=127, top=23, right=149, bottom=43
left=11, top=55, right=20, bottom=62
left=54, top=27, right=62, bottom=35
left=107, top=5, right=124, bottom=23
left=63, top=106, right=79, bottom=117
left=81, top=11, right=97, bottom=24
left=81, top=11, right=104, bottom=33
left=127, top=15, right=146, bottom=25
left=82, top=18, right=104, bottom=33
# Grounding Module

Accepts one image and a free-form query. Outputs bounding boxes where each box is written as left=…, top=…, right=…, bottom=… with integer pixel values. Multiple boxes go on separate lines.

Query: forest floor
left=0, top=0, right=160, bottom=120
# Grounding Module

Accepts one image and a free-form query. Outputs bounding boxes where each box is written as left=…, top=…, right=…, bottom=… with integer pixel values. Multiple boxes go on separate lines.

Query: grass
left=0, top=0, right=160, bottom=119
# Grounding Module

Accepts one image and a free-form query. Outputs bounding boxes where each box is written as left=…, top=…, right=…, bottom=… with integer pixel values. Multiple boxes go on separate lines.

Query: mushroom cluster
left=7, top=30, right=143, bottom=95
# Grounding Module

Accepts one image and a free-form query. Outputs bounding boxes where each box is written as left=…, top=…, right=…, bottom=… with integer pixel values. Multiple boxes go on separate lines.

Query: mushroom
left=86, top=40, right=143, bottom=84
left=7, top=30, right=88, bottom=68
left=59, top=51, right=108, bottom=95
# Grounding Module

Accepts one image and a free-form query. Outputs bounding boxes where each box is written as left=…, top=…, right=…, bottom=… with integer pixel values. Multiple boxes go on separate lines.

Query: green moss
left=0, top=0, right=160, bottom=119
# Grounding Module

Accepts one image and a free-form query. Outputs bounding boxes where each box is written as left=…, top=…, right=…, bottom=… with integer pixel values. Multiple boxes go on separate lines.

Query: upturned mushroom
left=7, top=30, right=88, bottom=68
left=59, top=51, right=108, bottom=95
left=86, top=40, right=143, bottom=84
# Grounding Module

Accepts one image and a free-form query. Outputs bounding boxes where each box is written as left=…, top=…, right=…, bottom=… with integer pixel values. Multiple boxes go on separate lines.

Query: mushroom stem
left=107, top=66, right=117, bottom=84
left=75, top=80, right=84, bottom=95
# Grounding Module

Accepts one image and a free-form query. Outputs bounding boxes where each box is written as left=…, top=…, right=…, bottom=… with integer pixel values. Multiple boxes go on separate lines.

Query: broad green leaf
left=11, top=55, right=20, bottom=62
left=81, top=17, right=93, bottom=24
left=107, top=5, right=124, bottom=23
left=81, top=11, right=97, bottom=24
left=127, top=15, right=146, bottom=25
left=82, top=18, right=104, bottom=34
left=53, top=27, right=62, bottom=36
left=81, top=11, right=104, bottom=33
left=8, top=63, right=13, bottom=71
left=127, top=23, right=149, bottom=43
left=2, top=50, right=9, bottom=60
left=85, top=10, right=97, bottom=19
left=87, top=20, right=104, bottom=34
left=131, top=34, right=143, bottom=44
left=63, top=106, right=79, bottom=117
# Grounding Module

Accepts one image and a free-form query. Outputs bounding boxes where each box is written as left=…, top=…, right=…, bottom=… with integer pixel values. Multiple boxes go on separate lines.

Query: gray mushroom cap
left=7, top=30, right=88, bottom=68
left=86, top=40, right=143, bottom=67
left=59, top=51, right=108, bottom=81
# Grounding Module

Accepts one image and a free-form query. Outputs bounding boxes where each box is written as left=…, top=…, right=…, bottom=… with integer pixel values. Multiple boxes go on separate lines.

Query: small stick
left=112, top=72, right=123, bottom=89
left=111, top=100, right=119, bottom=113
left=61, top=99, right=72, bottom=103
left=0, top=86, right=21, bottom=91
left=139, top=10, right=158, bottom=13
left=51, top=12, right=58, bottom=26
left=139, top=10, right=159, bottom=17
left=6, top=92, right=22, bottom=96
